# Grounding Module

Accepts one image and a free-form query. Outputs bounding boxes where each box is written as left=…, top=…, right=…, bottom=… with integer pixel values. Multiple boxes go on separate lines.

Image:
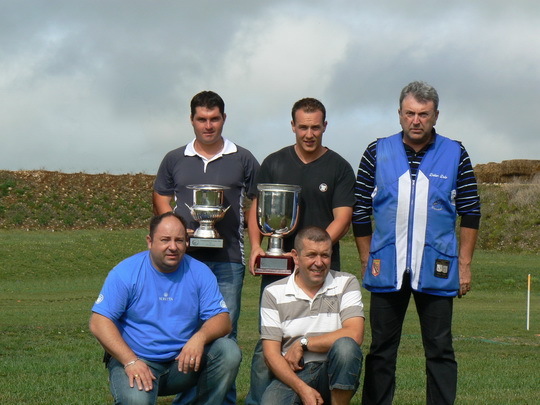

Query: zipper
left=405, top=177, right=415, bottom=274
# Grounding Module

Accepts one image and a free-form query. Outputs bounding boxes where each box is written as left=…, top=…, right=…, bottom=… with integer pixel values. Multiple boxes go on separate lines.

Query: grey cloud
left=0, top=1, right=538, bottom=174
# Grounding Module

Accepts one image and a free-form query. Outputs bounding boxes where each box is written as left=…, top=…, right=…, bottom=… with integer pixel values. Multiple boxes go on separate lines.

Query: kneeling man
left=260, top=227, right=364, bottom=405
left=90, top=212, right=240, bottom=404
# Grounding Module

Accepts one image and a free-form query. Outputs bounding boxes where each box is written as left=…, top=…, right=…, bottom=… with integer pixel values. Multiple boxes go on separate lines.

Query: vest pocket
left=419, top=244, right=459, bottom=292
left=364, top=244, right=398, bottom=289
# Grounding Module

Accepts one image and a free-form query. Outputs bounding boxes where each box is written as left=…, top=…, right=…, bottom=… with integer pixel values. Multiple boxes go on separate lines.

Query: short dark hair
left=291, top=98, right=326, bottom=123
left=399, top=81, right=439, bottom=111
left=190, top=91, right=225, bottom=117
left=149, top=212, right=188, bottom=239
left=294, top=226, right=332, bottom=252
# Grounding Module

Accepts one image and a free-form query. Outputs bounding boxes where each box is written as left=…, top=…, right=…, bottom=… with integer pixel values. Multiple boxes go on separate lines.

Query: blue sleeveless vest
left=363, top=133, right=461, bottom=296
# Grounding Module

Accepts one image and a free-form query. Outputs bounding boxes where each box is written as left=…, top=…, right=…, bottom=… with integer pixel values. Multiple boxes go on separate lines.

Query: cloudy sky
left=1, top=0, right=539, bottom=174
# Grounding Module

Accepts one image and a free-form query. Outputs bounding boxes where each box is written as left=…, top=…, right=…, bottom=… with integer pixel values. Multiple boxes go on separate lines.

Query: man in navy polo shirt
left=154, top=91, right=259, bottom=404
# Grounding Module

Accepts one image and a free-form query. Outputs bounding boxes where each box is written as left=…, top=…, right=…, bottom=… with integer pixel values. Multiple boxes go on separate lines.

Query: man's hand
left=250, top=250, right=295, bottom=276
left=249, top=246, right=266, bottom=275
left=283, top=339, right=304, bottom=372
left=124, top=359, right=156, bottom=392
left=458, top=262, right=472, bottom=298
left=458, top=226, right=477, bottom=298
left=298, top=384, right=325, bottom=405
left=176, top=333, right=205, bottom=374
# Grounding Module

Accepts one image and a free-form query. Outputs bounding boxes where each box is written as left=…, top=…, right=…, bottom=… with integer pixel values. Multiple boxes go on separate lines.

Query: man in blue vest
left=353, top=81, right=481, bottom=405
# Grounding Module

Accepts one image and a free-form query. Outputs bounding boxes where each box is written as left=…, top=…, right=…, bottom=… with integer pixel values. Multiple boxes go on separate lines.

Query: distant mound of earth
left=474, top=159, right=540, bottom=183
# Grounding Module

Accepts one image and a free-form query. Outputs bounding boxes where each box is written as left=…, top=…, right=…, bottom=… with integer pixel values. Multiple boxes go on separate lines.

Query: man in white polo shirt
left=260, top=227, right=365, bottom=405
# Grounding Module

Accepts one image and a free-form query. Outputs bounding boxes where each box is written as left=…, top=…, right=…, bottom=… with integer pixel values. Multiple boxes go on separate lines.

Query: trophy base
left=254, top=255, right=294, bottom=276
left=189, top=237, right=224, bottom=248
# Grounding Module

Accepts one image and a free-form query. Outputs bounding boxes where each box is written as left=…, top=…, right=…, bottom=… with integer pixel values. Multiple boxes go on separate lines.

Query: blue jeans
left=362, top=273, right=456, bottom=405
left=245, top=274, right=286, bottom=405
left=245, top=339, right=271, bottom=405
left=260, top=337, right=363, bottom=405
left=205, top=261, right=245, bottom=341
left=173, top=262, right=244, bottom=405
left=107, top=337, right=241, bottom=405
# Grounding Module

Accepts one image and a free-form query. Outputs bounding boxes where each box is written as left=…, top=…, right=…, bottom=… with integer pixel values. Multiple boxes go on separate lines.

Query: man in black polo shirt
left=245, top=97, right=356, bottom=404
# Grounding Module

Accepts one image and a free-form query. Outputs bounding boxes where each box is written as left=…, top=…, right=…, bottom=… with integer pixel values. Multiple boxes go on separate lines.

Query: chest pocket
left=316, top=296, right=339, bottom=315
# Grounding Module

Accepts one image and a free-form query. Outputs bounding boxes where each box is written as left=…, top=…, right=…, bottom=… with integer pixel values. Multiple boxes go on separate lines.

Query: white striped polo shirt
left=261, top=269, right=364, bottom=364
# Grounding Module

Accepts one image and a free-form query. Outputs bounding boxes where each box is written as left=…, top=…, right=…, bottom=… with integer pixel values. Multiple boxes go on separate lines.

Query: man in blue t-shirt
left=90, top=212, right=241, bottom=404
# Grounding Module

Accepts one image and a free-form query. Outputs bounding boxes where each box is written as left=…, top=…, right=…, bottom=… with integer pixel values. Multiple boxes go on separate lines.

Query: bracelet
left=124, top=358, right=140, bottom=369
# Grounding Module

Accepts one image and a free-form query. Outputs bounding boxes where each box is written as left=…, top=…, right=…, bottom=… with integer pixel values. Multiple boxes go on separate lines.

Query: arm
left=247, top=198, right=265, bottom=275
left=352, top=142, right=377, bottom=277
left=176, top=312, right=232, bottom=373
left=355, top=235, right=372, bottom=278
left=262, top=339, right=324, bottom=405
left=283, top=316, right=364, bottom=370
left=152, top=191, right=173, bottom=215
left=458, top=226, right=478, bottom=298
left=89, top=313, right=156, bottom=391
left=326, top=206, right=353, bottom=245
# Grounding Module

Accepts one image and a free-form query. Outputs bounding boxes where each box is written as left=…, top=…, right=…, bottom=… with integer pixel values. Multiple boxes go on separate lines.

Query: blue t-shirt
left=92, top=251, right=228, bottom=362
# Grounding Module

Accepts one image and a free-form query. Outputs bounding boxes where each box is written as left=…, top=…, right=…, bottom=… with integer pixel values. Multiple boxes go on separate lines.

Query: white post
left=526, top=274, right=531, bottom=331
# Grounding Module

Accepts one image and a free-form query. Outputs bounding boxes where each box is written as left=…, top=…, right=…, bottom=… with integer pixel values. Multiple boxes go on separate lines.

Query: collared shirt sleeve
left=353, top=140, right=377, bottom=237
left=456, top=144, right=481, bottom=229
left=339, top=275, right=365, bottom=321
left=260, top=287, right=283, bottom=342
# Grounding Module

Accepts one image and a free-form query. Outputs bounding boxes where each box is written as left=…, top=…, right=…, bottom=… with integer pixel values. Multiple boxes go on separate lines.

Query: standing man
left=260, top=227, right=364, bottom=405
left=354, top=81, right=481, bottom=405
left=246, top=97, right=356, bottom=404
left=154, top=91, right=259, bottom=404
left=90, top=212, right=241, bottom=404
left=153, top=90, right=259, bottom=340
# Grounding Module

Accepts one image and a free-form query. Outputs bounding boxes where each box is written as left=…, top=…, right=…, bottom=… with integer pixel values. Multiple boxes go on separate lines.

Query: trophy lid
left=257, top=183, right=301, bottom=193
left=187, top=184, right=230, bottom=191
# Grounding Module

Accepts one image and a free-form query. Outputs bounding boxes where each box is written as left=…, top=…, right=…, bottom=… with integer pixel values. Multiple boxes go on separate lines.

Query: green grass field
left=1, top=229, right=539, bottom=404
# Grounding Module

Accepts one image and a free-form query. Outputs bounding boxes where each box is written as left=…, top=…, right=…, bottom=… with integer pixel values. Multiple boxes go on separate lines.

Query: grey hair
left=399, top=81, right=439, bottom=111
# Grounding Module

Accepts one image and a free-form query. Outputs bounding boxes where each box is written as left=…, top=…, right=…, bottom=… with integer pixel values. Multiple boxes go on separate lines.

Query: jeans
left=108, top=337, right=241, bottom=405
left=245, top=274, right=285, bottom=405
left=173, top=262, right=244, bottom=405
left=362, top=273, right=456, bottom=405
left=260, top=337, right=363, bottom=405
left=245, top=339, right=272, bottom=405
left=205, top=261, right=245, bottom=341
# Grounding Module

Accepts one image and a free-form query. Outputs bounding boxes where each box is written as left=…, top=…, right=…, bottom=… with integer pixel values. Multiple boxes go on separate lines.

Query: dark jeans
left=245, top=274, right=284, bottom=405
left=107, top=337, right=241, bottom=405
left=362, top=274, right=457, bottom=405
left=260, top=337, right=363, bottom=405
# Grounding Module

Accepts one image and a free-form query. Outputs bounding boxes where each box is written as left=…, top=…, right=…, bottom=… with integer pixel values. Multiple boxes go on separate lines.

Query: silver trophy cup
left=255, top=183, right=301, bottom=275
left=185, top=184, right=230, bottom=248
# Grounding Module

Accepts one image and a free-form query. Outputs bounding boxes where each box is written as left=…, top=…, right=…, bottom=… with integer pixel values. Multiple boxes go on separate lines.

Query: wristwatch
left=300, top=336, right=309, bottom=351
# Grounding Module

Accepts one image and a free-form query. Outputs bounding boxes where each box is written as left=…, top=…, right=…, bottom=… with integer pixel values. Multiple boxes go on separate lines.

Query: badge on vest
left=434, top=259, right=450, bottom=278
left=372, top=259, right=381, bottom=277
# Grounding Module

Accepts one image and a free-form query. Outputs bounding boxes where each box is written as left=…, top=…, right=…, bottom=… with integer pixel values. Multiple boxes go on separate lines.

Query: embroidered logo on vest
left=372, top=259, right=381, bottom=277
